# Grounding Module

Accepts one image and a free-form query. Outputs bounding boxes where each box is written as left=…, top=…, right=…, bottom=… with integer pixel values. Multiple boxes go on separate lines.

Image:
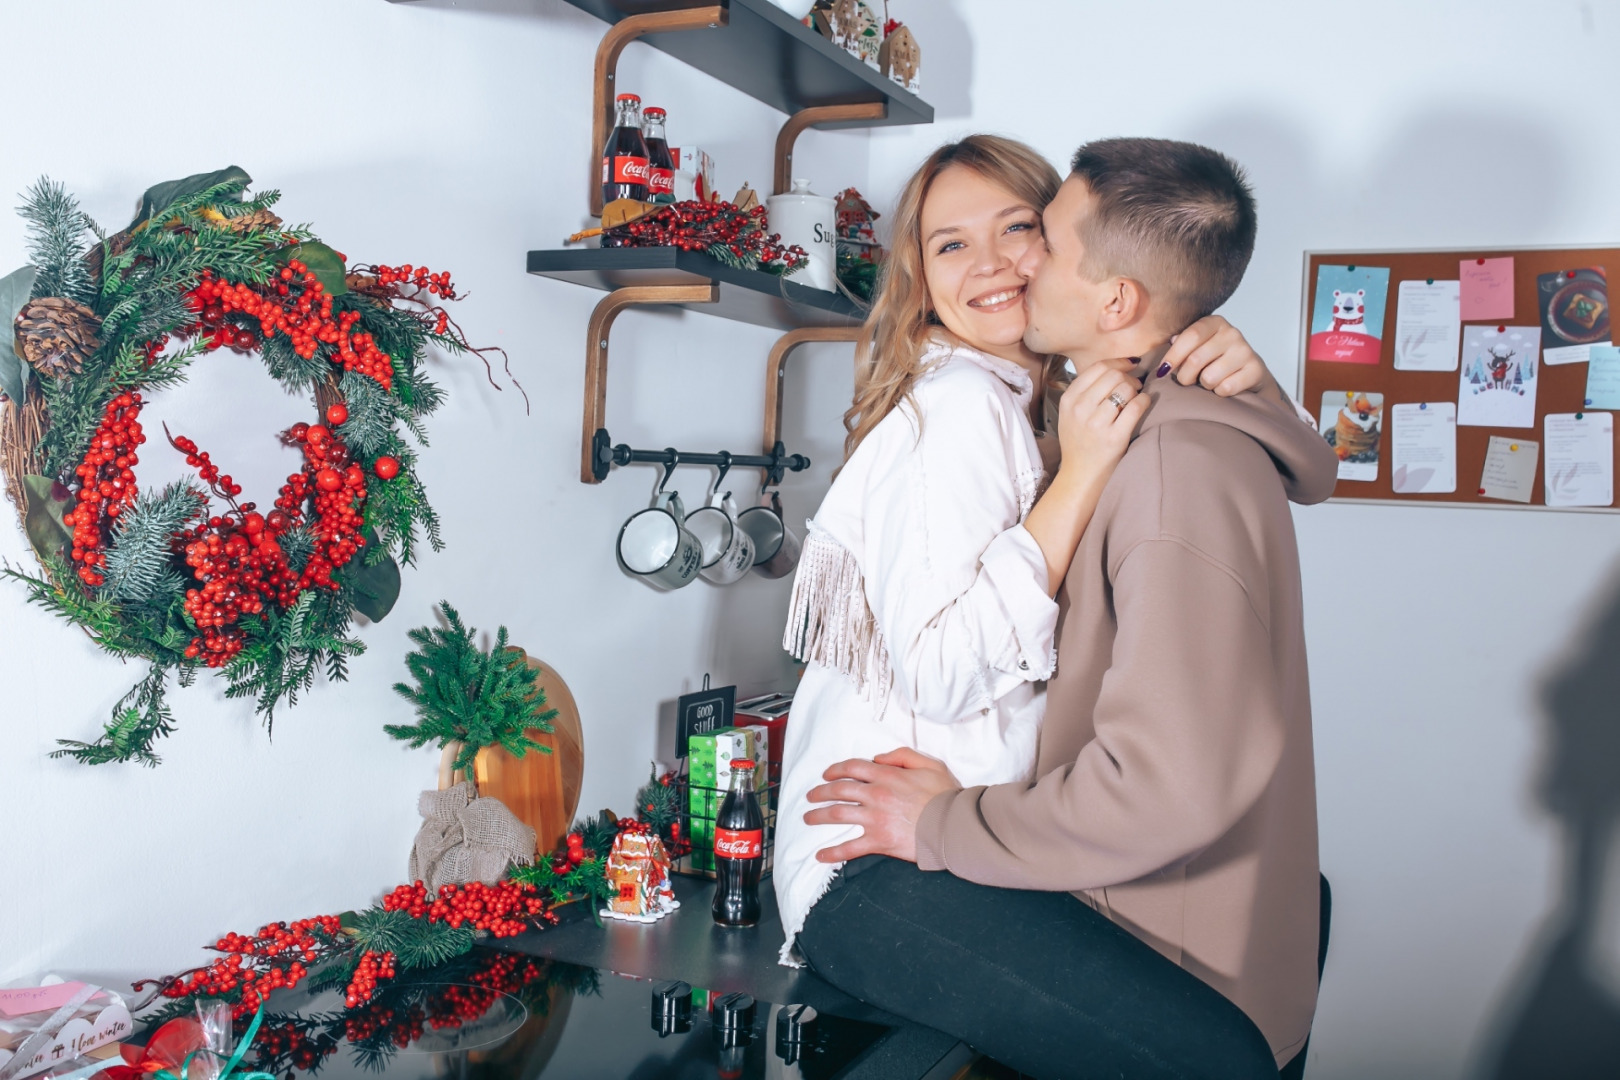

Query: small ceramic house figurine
left=602, top=826, right=680, bottom=923
left=835, top=187, right=881, bottom=262
left=812, top=0, right=881, bottom=69
left=879, top=20, right=920, bottom=94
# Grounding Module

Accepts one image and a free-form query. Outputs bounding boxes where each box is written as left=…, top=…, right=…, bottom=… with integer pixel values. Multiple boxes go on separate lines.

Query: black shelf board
left=528, top=246, right=865, bottom=329
left=561, top=0, right=933, bottom=127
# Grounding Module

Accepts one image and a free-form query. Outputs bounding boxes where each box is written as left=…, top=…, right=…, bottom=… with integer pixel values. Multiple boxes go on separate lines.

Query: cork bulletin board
left=1298, top=246, right=1620, bottom=511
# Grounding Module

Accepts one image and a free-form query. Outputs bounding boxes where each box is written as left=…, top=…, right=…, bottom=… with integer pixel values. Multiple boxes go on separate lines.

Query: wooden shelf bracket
left=582, top=284, right=719, bottom=483
left=591, top=5, right=729, bottom=217
left=762, top=325, right=864, bottom=454
left=773, top=102, right=887, bottom=195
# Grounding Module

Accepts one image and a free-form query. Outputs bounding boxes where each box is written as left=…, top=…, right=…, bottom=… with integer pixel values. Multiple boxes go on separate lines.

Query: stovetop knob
left=650, top=980, right=692, bottom=1037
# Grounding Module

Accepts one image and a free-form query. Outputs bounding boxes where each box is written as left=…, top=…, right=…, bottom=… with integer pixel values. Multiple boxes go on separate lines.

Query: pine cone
left=224, top=208, right=283, bottom=234
left=14, top=297, right=102, bottom=378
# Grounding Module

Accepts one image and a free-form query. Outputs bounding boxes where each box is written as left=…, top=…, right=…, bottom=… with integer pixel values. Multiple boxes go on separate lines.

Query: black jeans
left=797, top=856, right=1279, bottom=1080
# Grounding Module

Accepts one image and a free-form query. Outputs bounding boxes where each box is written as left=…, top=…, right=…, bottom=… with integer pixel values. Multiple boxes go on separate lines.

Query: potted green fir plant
left=386, top=601, right=556, bottom=787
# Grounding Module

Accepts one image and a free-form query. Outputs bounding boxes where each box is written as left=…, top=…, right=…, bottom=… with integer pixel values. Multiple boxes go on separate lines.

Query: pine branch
left=19, top=177, right=96, bottom=304
left=385, top=602, right=553, bottom=770
left=51, top=663, right=175, bottom=765
left=99, top=481, right=205, bottom=605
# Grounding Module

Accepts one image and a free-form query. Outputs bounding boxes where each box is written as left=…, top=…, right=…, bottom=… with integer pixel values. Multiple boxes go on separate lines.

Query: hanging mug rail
left=589, top=431, right=810, bottom=485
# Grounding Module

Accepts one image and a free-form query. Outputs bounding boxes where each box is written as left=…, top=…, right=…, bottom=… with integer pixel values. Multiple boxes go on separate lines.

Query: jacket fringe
left=783, top=528, right=891, bottom=708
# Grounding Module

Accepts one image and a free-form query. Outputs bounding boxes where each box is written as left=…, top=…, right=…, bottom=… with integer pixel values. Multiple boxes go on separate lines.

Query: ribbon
left=150, top=1008, right=275, bottom=1080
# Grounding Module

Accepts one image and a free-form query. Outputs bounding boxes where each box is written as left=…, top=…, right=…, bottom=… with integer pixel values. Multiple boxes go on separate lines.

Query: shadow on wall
left=1474, top=561, right=1620, bottom=1078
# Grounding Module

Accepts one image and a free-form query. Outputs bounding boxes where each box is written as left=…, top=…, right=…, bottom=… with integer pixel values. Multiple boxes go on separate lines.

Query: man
left=796, top=138, right=1339, bottom=1078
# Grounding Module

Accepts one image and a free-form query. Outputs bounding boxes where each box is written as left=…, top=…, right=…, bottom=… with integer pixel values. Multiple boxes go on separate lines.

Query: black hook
left=713, top=451, right=733, bottom=497
left=658, top=449, right=679, bottom=492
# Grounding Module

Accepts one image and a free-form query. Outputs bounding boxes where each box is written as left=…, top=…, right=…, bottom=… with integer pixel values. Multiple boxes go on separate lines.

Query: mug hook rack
left=590, top=429, right=810, bottom=486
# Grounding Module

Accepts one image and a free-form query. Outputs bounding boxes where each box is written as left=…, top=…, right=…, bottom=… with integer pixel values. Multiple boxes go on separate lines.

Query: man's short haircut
left=1068, top=137, right=1257, bottom=326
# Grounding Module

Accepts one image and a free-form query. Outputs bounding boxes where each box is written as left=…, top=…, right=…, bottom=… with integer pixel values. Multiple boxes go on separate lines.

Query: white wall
left=0, top=0, right=859, bottom=986
left=866, top=1, right=1620, bottom=1077
left=3, top=1, right=1617, bottom=1077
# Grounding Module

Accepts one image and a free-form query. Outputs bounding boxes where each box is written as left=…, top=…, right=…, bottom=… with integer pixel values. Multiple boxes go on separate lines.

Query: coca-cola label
left=714, top=828, right=763, bottom=859
left=648, top=167, right=674, bottom=196
left=608, top=155, right=649, bottom=184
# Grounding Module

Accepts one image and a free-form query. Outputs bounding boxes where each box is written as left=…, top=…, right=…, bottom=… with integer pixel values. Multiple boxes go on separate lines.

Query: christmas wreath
left=0, top=167, right=516, bottom=766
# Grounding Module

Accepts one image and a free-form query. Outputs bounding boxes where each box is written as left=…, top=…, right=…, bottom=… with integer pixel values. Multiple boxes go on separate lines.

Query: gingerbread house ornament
left=601, top=828, right=680, bottom=923
left=879, top=20, right=920, bottom=94
left=835, top=187, right=881, bottom=262
left=811, top=0, right=881, bottom=69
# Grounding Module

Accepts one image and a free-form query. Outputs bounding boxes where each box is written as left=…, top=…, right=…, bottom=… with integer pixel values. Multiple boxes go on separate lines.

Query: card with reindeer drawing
left=1318, top=390, right=1385, bottom=481
left=1459, top=325, right=1541, bottom=428
left=1309, top=265, right=1391, bottom=365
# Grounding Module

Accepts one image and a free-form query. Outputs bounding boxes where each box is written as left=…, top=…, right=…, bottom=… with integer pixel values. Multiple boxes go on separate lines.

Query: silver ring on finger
left=1107, top=389, right=1129, bottom=413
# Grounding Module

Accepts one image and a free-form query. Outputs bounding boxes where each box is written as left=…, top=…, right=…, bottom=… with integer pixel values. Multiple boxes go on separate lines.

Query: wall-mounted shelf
left=563, top=0, right=933, bottom=126
left=528, top=247, right=863, bottom=330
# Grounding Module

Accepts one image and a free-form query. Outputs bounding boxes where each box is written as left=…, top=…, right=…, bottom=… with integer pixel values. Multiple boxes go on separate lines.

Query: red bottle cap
left=616, top=93, right=641, bottom=103
left=645, top=107, right=666, bottom=119
left=733, top=759, right=755, bottom=770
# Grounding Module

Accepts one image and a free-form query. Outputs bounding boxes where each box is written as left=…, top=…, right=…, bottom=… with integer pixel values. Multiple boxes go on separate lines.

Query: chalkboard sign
left=676, top=675, right=735, bottom=757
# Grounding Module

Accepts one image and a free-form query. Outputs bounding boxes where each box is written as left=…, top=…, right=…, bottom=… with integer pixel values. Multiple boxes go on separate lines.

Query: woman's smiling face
left=918, top=164, right=1044, bottom=357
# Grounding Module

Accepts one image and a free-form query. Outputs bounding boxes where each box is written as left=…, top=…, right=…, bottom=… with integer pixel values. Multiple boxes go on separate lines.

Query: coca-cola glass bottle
left=642, top=107, right=675, bottom=204
left=712, top=759, right=763, bottom=927
left=601, top=93, right=649, bottom=206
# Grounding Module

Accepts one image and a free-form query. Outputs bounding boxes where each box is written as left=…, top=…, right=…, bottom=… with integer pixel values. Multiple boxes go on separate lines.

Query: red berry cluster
left=342, top=1002, right=424, bottom=1048
left=381, top=880, right=552, bottom=938
left=613, top=200, right=807, bottom=272
left=281, top=421, right=367, bottom=591
left=160, top=916, right=340, bottom=1019
left=251, top=1019, right=338, bottom=1075
left=63, top=393, right=147, bottom=586
left=168, top=433, right=299, bottom=665
left=344, top=950, right=397, bottom=1008
left=354, top=263, right=458, bottom=335
left=184, top=260, right=395, bottom=390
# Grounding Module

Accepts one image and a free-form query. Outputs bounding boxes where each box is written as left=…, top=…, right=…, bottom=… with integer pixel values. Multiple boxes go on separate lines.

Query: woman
left=772, top=134, right=1297, bottom=964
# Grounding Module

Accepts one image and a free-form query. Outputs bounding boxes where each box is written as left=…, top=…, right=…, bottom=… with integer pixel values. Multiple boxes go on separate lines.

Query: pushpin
left=1477, top=487, right=1487, bottom=495
left=1497, top=326, right=1505, bottom=333
left=1347, top=264, right=1356, bottom=272
left=1477, top=258, right=1486, bottom=265
left=1510, top=444, right=1519, bottom=452
left=1577, top=412, right=1584, bottom=420
left=1426, top=278, right=1434, bottom=285
left=1420, top=402, right=1428, bottom=410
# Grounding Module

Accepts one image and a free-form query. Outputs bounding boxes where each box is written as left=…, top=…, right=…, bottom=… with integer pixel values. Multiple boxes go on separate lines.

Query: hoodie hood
left=1134, top=375, right=1339, bottom=506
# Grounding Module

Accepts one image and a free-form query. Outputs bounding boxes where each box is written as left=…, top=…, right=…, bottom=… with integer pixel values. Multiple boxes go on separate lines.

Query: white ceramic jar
left=766, top=179, right=837, bottom=292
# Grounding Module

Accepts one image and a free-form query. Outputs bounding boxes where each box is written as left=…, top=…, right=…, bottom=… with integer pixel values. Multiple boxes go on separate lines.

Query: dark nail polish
left=1156, top=362, right=1172, bottom=378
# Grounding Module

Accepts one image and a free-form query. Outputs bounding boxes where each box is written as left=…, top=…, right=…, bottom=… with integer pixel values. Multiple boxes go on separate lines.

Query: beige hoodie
left=915, top=373, right=1339, bottom=1065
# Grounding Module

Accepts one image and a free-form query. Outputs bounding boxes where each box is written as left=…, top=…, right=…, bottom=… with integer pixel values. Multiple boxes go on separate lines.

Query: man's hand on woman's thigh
left=804, top=747, right=961, bottom=864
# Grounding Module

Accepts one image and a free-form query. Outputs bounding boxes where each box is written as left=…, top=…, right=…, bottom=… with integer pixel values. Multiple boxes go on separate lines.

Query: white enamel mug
left=617, top=490, right=703, bottom=590
left=686, top=490, right=756, bottom=585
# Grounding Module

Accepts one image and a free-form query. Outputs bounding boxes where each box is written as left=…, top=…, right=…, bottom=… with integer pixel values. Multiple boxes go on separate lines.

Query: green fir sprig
left=386, top=601, right=556, bottom=771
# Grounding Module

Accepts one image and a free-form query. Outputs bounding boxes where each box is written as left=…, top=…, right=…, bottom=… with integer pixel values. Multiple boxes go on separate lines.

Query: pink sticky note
left=0, top=982, right=89, bottom=1018
left=1460, top=257, right=1515, bottom=321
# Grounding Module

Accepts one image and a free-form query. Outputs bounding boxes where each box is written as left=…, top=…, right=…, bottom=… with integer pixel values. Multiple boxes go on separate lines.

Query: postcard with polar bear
left=1459, top=325, right=1541, bottom=428
left=1318, top=390, right=1385, bottom=481
left=1309, top=265, right=1392, bottom=365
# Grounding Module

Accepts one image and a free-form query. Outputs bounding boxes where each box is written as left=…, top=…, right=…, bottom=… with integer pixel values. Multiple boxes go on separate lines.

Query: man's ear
left=1097, top=277, right=1148, bottom=333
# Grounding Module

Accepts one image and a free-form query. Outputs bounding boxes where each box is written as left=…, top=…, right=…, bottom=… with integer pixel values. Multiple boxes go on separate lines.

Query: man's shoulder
left=1107, top=418, right=1292, bottom=558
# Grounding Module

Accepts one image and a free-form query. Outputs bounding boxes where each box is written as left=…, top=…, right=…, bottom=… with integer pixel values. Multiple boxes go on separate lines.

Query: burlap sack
left=408, top=781, right=537, bottom=891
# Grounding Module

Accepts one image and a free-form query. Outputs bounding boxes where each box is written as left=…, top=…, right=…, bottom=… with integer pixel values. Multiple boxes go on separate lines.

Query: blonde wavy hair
left=843, top=135, right=1064, bottom=460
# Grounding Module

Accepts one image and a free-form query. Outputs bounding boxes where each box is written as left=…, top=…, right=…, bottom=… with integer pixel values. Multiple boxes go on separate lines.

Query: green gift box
left=687, top=727, right=755, bottom=871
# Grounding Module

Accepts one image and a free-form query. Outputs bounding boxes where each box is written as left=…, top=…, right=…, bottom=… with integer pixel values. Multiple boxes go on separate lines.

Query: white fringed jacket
left=774, top=338, right=1060, bottom=963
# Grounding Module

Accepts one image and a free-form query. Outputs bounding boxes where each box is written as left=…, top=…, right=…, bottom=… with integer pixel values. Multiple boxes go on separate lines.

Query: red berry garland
left=62, top=393, right=147, bottom=587
left=608, top=200, right=808, bottom=273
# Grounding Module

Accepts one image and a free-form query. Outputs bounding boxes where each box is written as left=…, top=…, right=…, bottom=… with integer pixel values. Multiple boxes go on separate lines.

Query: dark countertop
left=501, top=876, right=972, bottom=1080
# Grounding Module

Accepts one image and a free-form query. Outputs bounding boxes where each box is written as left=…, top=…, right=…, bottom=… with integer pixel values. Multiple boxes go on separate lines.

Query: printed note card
left=1478, top=436, right=1538, bottom=502
left=1544, top=412, right=1614, bottom=508
left=1584, top=346, right=1620, bottom=409
left=1459, top=325, right=1540, bottom=428
left=1460, top=257, right=1515, bottom=321
left=1309, top=265, right=1391, bottom=365
left=1391, top=402, right=1457, bottom=494
left=1318, top=390, right=1384, bottom=481
left=1394, top=280, right=1462, bottom=371
left=1539, top=267, right=1610, bottom=365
